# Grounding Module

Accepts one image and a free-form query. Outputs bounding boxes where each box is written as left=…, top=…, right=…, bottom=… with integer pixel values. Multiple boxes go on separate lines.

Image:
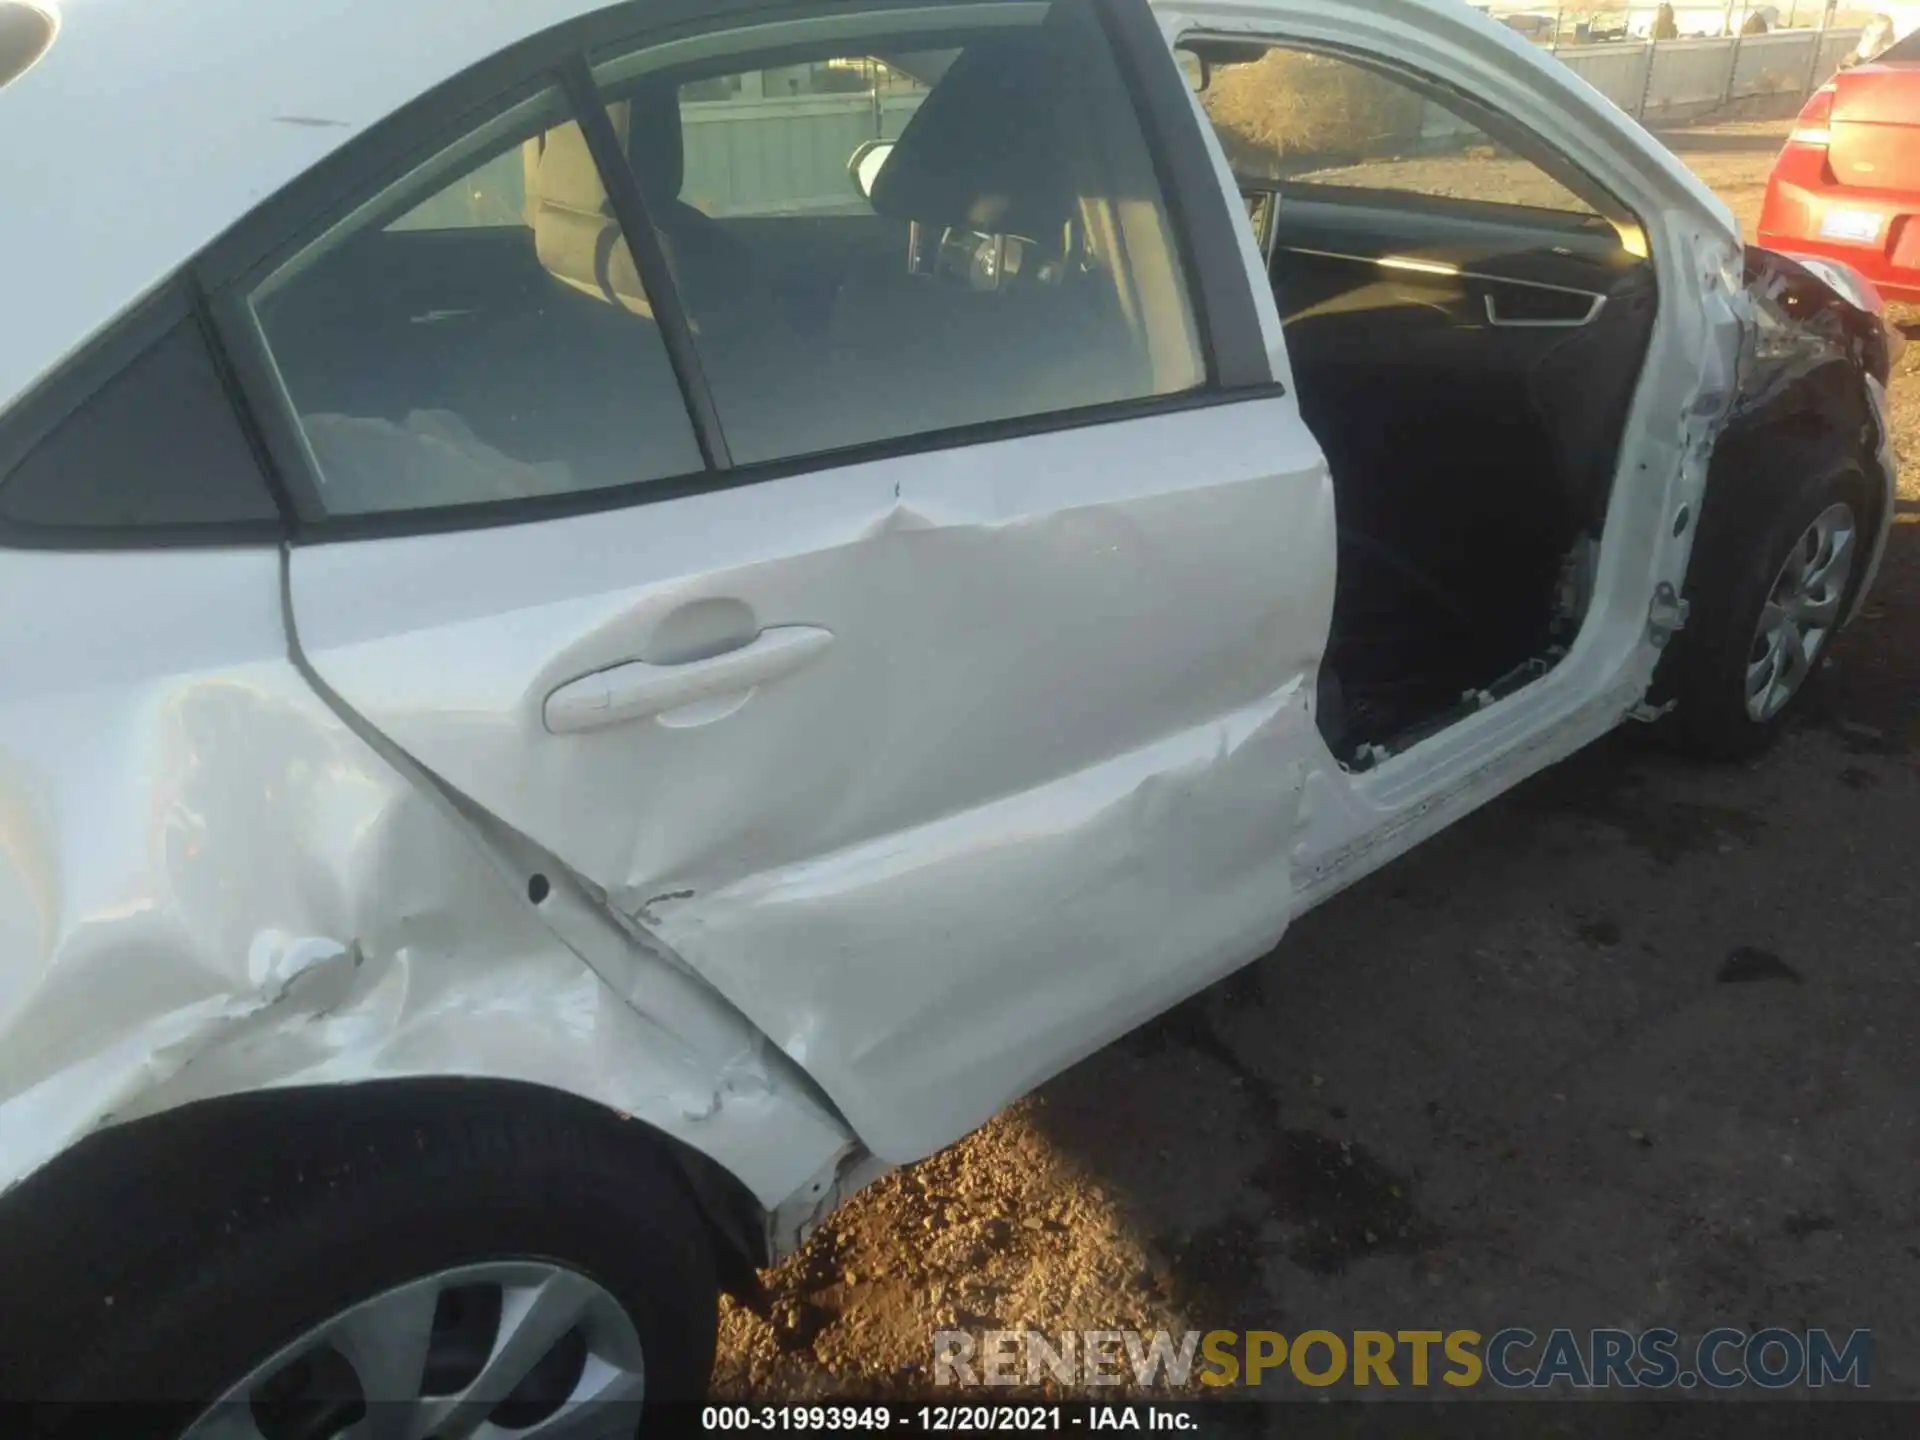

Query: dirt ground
left=714, top=118, right=1920, bottom=1401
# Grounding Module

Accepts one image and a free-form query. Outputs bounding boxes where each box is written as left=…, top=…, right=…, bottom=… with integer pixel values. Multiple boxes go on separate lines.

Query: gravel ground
left=714, top=117, right=1920, bottom=1401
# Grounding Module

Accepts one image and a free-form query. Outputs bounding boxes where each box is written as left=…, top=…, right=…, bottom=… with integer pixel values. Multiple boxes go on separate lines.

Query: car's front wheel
left=10, top=1085, right=719, bottom=1439
left=1666, top=432, right=1877, bottom=760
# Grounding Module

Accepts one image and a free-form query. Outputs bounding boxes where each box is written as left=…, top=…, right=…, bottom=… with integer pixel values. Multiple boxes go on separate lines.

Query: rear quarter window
left=0, top=295, right=282, bottom=538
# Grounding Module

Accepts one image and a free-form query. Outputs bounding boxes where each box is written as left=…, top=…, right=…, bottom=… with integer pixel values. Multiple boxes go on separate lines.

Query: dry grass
left=1198, top=51, right=1593, bottom=212
left=1201, top=51, right=1429, bottom=180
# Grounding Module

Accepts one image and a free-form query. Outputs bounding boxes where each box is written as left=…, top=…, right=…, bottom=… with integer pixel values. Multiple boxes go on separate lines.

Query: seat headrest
left=867, top=28, right=1076, bottom=239
left=520, top=80, right=688, bottom=229
left=524, top=106, right=624, bottom=221
left=523, top=102, right=653, bottom=316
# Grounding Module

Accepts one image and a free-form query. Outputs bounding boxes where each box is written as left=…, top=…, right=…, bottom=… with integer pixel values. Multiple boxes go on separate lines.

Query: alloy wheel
left=1745, top=500, right=1856, bottom=723
left=181, top=1260, right=645, bottom=1440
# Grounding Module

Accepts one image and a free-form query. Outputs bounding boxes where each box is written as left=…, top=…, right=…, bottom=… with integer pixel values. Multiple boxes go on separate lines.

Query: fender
left=1717, top=246, right=1900, bottom=623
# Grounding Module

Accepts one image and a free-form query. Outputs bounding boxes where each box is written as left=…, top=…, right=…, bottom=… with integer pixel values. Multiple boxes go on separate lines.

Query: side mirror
left=1176, top=48, right=1210, bottom=93
left=848, top=138, right=896, bottom=200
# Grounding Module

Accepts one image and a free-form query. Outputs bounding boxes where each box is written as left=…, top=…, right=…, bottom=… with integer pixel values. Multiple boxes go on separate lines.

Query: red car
left=1759, top=30, right=1920, bottom=303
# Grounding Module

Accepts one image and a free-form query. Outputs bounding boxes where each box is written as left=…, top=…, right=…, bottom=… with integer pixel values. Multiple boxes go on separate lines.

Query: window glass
left=0, top=306, right=280, bottom=532
left=1196, top=46, right=1599, bottom=217
left=249, top=88, right=703, bottom=517
left=388, top=150, right=527, bottom=231
left=595, top=0, right=1206, bottom=466
left=675, top=54, right=939, bottom=218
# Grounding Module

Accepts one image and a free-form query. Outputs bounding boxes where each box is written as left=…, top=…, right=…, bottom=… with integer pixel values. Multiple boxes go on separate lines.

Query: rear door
left=221, top=0, right=1336, bottom=1161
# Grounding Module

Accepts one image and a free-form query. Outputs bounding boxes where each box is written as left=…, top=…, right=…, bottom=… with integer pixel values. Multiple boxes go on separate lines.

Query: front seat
left=825, top=20, right=1157, bottom=438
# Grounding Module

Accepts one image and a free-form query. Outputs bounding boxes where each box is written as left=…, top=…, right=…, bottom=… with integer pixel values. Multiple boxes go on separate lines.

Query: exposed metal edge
left=767, top=1143, right=894, bottom=1264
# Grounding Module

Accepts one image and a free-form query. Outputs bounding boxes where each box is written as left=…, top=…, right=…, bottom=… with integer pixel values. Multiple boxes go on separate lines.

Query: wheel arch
left=1646, top=392, right=1885, bottom=731
left=0, top=1075, right=769, bottom=1392
left=1705, top=354, right=1894, bottom=607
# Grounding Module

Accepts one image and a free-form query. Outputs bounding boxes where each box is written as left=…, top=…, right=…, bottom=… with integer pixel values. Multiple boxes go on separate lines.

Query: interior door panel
left=1243, top=181, right=1658, bottom=748
left=1265, top=185, right=1656, bottom=538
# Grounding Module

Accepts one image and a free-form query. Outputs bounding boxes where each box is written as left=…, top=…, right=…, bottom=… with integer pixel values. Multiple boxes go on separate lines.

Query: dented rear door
left=261, top=0, right=1336, bottom=1162
left=286, top=411, right=1333, bottom=1162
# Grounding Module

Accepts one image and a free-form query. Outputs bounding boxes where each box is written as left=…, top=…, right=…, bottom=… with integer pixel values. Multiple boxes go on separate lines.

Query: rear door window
left=247, top=88, right=703, bottom=517
left=591, top=0, right=1207, bottom=466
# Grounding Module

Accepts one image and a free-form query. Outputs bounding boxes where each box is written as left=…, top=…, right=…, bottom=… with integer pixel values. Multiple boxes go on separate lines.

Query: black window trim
left=556, top=54, right=732, bottom=472
left=189, top=0, right=1281, bottom=542
left=1094, top=0, right=1269, bottom=392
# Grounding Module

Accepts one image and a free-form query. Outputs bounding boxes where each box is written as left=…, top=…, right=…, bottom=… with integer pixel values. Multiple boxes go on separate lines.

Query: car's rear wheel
left=1666, top=434, right=1877, bottom=760
left=182, top=1260, right=650, bottom=1440
left=11, top=1087, right=718, bottom=1439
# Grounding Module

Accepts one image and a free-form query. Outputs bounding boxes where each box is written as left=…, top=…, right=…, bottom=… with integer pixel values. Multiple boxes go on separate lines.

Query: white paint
left=0, top=547, right=855, bottom=1209
left=289, top=398, right=1337, bottom=1161
left=0, top=0, right=1898, bottom=1262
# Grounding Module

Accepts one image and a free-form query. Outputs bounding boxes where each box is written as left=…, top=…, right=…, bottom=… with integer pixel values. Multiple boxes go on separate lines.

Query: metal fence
left=676, top=28, right=1864, bottom=216
left=680, top=91, right=924, bottom=217
left=1551, top=26, right=1862, bottom=117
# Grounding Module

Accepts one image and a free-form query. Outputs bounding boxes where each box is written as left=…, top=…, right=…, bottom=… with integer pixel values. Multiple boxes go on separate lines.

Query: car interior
left=1185, top=40, right=1660, bottom=769
left=253, top=105, right=706, bottom=510
left=253, top=19, right=1658, bottom=772
left=254, top=6, right=1200, bottom=512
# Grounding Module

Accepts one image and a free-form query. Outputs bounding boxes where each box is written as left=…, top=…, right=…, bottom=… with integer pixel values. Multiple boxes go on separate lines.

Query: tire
left=5, top=1084, right=718, bottom=1438
left=1665, top=432, right=1877, bottom=761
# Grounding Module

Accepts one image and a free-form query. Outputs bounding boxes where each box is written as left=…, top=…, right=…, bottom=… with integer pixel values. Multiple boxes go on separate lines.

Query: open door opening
left=1189, top=40, right=1658, bottom=769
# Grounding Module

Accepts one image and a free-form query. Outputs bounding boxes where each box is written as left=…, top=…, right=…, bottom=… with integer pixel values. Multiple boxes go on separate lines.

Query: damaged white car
left=0, top=0, right=1902, bottom=1427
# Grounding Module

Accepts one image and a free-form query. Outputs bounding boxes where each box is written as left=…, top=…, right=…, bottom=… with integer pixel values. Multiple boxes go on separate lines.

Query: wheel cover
left=1746, top=500, right=1857, bottom=724
left=181, top=1260, right=645, bottom=1440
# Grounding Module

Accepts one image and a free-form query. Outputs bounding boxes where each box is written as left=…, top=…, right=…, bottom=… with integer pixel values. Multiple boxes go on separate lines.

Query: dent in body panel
left=0, top=549, right=854, bottom=1211
left=286, top=401, right=1336, bottom=1166
left=651, top=675, right=1317, bottom=1162
left=1719, top=247, right=1901, bottom=616
left=288, top=406, right=1330, bottom=915
left=624, top=468, right=1328, bottom=1161
left=1669, top=252, right=1747, bottom=576
left=1735, top=247, right=1899, bottom=419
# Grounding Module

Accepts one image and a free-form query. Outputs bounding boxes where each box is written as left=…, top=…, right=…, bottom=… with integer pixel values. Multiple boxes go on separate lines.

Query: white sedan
left=0, top=0, right=1901, bottom=1428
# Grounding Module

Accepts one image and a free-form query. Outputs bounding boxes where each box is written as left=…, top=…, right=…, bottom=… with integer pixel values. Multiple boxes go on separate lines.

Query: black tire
left=1664, top=432, right=1877, bottom=761
left=3, top=1084, right=717, bottom=1437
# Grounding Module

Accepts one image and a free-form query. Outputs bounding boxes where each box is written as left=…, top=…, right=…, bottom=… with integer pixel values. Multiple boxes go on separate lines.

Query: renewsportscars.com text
left=933, top=1326, right=1873, bottom=1390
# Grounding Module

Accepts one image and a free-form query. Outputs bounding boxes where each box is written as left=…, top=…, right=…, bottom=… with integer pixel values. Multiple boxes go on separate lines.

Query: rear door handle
left=544, top=625, right=833, bottom=734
